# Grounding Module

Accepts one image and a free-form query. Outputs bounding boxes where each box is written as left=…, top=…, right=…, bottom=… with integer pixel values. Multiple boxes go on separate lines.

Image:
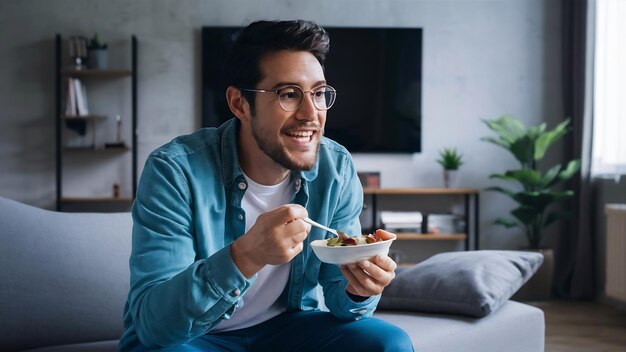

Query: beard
left=250, top=116, right=322, bottom=171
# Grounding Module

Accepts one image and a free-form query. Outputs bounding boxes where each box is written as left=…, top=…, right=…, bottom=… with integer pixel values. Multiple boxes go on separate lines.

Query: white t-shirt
left=213, top=173, right=294, bottom=332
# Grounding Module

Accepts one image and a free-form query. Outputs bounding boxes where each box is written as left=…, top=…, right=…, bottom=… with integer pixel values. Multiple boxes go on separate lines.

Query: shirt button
left=238, top=214, right=244, bottom=220
left=238, top=182, right=247, bottom=190
left=230, top=289, right=241, bottom=297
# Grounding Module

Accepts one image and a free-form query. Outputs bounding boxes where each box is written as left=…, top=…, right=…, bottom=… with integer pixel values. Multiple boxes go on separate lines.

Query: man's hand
left=231, top=204, right=310, bottom=278
left=340, top=229, right=397, bottom=298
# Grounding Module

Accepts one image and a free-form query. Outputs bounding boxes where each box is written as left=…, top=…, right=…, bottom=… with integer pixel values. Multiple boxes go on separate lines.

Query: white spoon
left=303, top=217, right=349, bottom=239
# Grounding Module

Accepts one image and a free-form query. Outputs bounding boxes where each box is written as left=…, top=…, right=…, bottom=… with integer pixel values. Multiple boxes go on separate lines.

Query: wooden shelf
left=62, top=115, right=108, bottom=120
left=63, top=146, right=130, bottom=152
left=60, top=196, right=133, bottom=203
left=395, top=233, right=467, bottom=241
left=55, top=35, right=138, bottom=213
left=362, top=187, right=480, bottom=251
left=61, top=68, right=132, bottom=78
left=363, top=187, right=479, bottom=195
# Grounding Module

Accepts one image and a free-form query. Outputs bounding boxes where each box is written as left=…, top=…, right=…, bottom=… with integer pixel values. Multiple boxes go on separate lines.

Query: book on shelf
left=64, top=78, right=76, bottom=116
left=383, top=224, right=423, bottom=233
left=380, top=211, right=424, bottom=233
left=380, top=211, right=423, bottom=224
left=64, top=78, right=89, bottom=116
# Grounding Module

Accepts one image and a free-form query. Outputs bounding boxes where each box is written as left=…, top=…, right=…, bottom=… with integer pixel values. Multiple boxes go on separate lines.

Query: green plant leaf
left=480, top=136, right=511, bottom=150
left=437, top=148, right=463, bottom=169
left=506, top=169, right=542, bottom=187
left=509, top=135, right=535, bottom=165
left=494, top=217, right=519, bottom=228
left=512, top=191, right=556, bottom=213
left=540, top=164, right=562, bottom=188
left=558, top=159, right=581, bottom=181
left=511, top=205, right=542, bottom=225
left=534, top=119, right=571, bottom=160
left=527, top=123, right=546, bottom=139
left=550, top=190, right=575, bottom=199
left=485, top=186, right=517, bottom=198
left=483, top=116, right=527, bottom=144
left=489, top=173, right=520, bottom=183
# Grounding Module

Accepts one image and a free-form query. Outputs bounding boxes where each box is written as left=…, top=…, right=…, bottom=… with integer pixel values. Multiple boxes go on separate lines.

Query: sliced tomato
left=374, top=229, right=396, bottom=241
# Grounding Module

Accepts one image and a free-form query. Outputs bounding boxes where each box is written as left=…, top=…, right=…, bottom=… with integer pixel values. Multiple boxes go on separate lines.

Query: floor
left=528, top=300, right=626, bottom=352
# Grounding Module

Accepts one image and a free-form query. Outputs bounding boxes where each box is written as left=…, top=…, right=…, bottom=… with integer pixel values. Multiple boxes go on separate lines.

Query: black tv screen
left=201, top=26, right=422, bottom=153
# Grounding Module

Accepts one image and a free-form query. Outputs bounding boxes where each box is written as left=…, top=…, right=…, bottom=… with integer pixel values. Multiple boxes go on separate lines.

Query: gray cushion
left=0, top=196, right=132, bottom=351
left=378, top=250, right=543, bottom=318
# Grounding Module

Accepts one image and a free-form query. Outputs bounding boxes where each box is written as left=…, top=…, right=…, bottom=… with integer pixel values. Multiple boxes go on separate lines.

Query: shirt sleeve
left=127, top=155, right=254, bottom=347
left=318, top=156, right=381, bottom=320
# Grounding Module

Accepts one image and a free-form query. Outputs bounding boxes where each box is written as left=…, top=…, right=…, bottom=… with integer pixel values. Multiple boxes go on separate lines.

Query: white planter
left=443, top=169, right=459, bottom=188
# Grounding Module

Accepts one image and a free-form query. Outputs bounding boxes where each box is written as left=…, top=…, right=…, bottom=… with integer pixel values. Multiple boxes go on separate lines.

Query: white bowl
left=310, top=238, right=394, bottom=265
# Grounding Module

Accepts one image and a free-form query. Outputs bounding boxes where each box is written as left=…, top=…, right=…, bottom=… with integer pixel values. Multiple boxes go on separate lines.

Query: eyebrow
left=270, top=80, right=327, bottom=90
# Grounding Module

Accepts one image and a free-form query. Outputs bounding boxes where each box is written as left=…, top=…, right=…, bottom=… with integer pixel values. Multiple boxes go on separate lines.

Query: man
left=120, top=20, right=413, bottom=351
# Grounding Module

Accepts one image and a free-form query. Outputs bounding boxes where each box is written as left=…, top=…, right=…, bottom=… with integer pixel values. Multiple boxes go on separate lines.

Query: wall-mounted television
left=201, top=26, right=422, bottom=153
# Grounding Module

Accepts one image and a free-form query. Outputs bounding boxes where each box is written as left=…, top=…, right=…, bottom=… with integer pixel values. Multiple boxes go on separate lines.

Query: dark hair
left=225, top=20, right=330, bottom=109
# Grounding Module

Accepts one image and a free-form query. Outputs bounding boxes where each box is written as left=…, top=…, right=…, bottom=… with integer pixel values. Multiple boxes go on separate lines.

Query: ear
left=226, top=86, right=251, bottom=122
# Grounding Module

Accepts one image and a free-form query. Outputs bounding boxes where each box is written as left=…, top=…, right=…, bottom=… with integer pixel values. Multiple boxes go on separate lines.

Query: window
left=592, top=0, right=626, bottom=175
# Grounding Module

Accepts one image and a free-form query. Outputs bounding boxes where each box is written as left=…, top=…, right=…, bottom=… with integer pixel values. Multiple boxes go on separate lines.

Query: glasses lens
left=314, top=86, right=336, bottom=110
left=276, top=85, right=337, bottom=111
left=277, top=86, right=304, bottom=112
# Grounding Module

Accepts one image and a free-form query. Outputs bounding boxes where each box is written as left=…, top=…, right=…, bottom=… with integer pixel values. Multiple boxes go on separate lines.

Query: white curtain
left=592, top=0, right=626, bottom=176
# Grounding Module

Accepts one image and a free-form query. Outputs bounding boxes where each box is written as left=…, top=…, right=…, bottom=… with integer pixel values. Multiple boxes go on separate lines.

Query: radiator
left=606, top=204, right=626, bottom=303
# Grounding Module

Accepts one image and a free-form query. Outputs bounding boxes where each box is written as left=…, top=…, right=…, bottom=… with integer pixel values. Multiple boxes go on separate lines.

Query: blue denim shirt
left=120, top=119, right=379, bottom=350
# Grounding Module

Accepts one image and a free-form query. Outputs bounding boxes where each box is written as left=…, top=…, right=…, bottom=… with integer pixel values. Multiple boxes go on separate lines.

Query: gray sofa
left=0, top=196, right=545, bottom=351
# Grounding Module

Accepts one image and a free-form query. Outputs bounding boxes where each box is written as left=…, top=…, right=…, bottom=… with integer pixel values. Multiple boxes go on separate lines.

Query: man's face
left=247, top=50, right=327, bottom=171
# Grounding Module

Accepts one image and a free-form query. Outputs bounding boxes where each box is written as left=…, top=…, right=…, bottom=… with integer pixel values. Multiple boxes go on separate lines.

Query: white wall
left=0, top=0, right=565, bottom=249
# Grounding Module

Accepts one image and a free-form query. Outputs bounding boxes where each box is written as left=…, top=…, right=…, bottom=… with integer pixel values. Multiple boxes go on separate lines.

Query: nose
left=295, top=92, right=319, bottom=121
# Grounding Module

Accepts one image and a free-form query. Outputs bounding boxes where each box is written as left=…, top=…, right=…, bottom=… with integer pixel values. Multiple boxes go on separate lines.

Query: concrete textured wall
left=0, top=0, right=565, bottom=250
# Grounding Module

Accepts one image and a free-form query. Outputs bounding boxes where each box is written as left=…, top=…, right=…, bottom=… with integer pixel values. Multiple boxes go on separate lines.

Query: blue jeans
left=132, top=310, right=413, bottom=351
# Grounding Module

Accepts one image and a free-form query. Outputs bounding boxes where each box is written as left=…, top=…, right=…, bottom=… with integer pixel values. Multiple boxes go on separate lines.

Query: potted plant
left=437, top=148, right=463, bottom=188
left=87, top=33, right=108, bottom=69
left=482, top=115, right=581, bottom=299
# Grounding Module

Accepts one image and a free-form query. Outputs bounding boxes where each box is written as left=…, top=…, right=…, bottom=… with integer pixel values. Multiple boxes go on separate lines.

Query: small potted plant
left=437, top=148, right=463, bottom=188
left=87, top=33, right=108, bottom=69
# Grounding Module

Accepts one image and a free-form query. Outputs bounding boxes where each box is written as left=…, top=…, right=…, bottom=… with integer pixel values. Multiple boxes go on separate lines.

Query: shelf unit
left=363, top=188, right=480, bottom=251
left=54, top=35, right=138, bottom=211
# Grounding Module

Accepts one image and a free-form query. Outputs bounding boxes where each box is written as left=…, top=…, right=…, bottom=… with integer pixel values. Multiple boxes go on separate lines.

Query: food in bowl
left=310, top=229, right=395, bottom=265
left=326, top=231, right=385, bottom=246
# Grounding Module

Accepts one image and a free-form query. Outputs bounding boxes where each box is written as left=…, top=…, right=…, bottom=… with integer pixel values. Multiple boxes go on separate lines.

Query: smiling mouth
left=284, top=130, right=316, bottom=144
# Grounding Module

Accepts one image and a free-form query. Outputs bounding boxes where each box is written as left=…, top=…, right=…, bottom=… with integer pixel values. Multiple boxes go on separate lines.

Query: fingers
left=275, top=204, right=309, bottom=223
left=341, top=263, right=380, bottom=296
left=286, top=228, right=309, bottom=248
left=340, top=255, right=397, bottom=296
left=371, top=254, right=398, bottom=272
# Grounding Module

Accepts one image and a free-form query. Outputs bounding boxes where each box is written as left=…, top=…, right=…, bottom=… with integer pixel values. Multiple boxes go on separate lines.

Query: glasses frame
left=238, top=84, right=337, bottom=112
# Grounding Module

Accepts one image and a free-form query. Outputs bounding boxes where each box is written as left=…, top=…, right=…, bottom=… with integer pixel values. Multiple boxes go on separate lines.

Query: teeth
left=286, top=131, right=313, bottom=138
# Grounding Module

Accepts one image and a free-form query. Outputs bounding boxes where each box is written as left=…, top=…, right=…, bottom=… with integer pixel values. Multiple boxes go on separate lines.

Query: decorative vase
left=512, top=248, right=554, bottom=301
left=443, top=169, right=458, bottom=188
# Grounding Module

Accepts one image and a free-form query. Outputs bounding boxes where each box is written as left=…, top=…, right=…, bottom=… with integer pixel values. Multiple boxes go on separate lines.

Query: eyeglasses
left=239, top=85, right=337, bottom=112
